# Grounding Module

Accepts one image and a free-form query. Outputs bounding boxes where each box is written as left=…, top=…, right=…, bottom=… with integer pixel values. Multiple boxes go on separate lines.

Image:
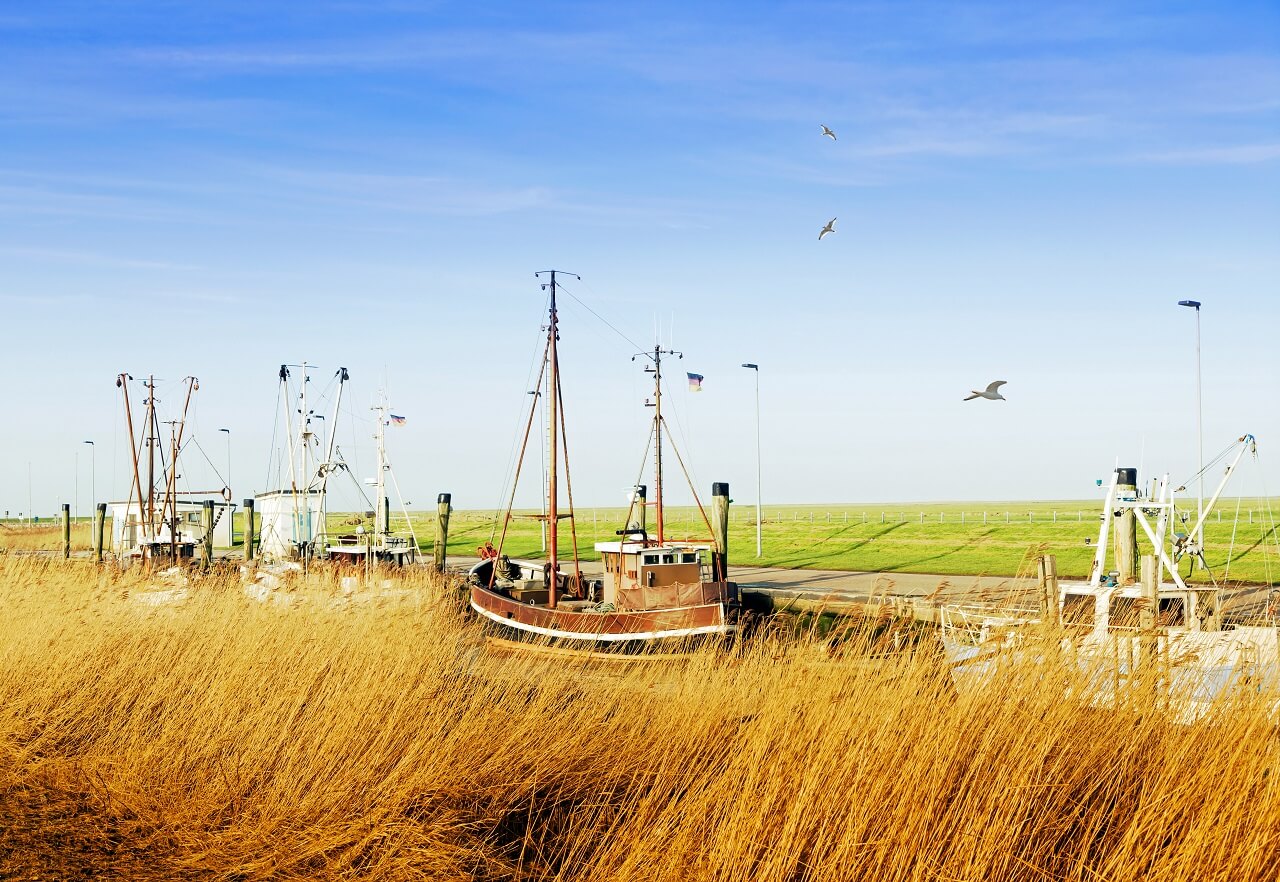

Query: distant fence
left=404, top=508, right=1272, bottom=528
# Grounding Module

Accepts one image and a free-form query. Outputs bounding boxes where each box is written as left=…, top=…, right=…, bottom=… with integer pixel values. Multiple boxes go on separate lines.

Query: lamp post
left=83, top=440, right=94, bottom=519
left=741, top=363, right=761, bottom=558
left=1178, top=300, right=1203, bottom=556
left=218, top=428, right=231, bottom=499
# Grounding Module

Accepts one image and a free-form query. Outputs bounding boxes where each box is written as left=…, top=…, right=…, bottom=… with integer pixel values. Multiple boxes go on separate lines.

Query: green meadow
left=339, top=499, right=1280, bottom=584
left=7, top=499, right=1277, bottom=584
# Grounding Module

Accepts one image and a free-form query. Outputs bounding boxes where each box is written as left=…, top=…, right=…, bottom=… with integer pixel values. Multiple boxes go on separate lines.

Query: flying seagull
left=964, top=381, right=1007, bottom=401
left=820, top=124, right=837, bottom=140
left=818, top=217, right=837, bottom=240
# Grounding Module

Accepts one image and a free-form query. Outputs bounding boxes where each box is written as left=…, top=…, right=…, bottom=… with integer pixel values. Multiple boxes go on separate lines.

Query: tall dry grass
left=0, top=521, right=98, bottom=552
left=2, top=556, right=1279, bottom=881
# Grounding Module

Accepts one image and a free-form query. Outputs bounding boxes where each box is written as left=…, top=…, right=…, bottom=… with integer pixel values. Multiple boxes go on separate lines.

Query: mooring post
left=61, top=503, right=71, bottom=559
left=201, top=500, right=214, bottom=568
left=243, top=498, right=256, bottom=562
left=93, top=502, right=106, bottom=562
left=433, top=493, right=452, bottom=572
left=1116, top=467, right=1138, bottom=584
left=1038, top=554, right=1059, bottom=629
left=711, top=482, right=730, bottom=583
left=1139, top=554, right=1158, bottom=672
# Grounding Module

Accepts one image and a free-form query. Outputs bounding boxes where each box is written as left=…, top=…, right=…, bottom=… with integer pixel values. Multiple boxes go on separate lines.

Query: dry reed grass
left=0, top=521, right=97, bottom=552
left=2, top=557, right=1278, bottom=881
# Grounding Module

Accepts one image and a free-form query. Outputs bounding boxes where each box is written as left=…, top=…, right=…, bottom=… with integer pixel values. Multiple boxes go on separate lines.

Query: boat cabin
left=594, top=539, right=721, bottom=610
left=1059, top=580, right=1218, bottom=634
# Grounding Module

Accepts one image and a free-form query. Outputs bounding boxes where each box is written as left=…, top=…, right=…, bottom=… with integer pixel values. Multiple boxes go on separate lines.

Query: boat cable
left=264, top=376, right=283, bottom=495
left=555, top=277, right=646, bottom=354
left=489, top=343, right=551, bottom=584
left=554, top=363, right=584, bottom=590
left=489, top=293, right=553, bottom=541
left=660, top=415, right=716, bottom=543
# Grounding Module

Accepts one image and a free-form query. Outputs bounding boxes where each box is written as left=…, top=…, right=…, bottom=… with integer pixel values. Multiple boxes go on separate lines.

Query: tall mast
left=374, top=393, right=388, bottom=537
left=653, top=345, right=664, bottom=545
left=535, top=270, right=579, bottom=608
left=545, top=272, right=560, bottom=605
left=145, top=375, right=157, bottom=536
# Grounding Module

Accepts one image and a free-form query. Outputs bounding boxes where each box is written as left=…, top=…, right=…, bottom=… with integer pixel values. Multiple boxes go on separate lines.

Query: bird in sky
left=964, top=381, right=1007, bottom=401
left=820, top=124, right=837, bottom=140
left=818, top=217, right=837, bottom=240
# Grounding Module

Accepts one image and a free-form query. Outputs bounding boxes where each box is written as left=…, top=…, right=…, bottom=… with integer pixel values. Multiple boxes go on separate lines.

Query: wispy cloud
left=1130, top=143, right=1280, bottom=165
left=0, top=246, right=202, bottom=271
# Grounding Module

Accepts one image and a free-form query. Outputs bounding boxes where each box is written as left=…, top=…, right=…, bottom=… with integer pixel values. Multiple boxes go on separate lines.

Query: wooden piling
left=433, top=493, right=452, bottom=572
left=61, top=503, right=71, bottom=559
left=201, top=500, right=214, bottom=568
left=711, top=483, right=730, bottom=583
left=1037, top=554, right=1059, bottom=628
left=243, top=498, right=255, bottom=561
left=93, top=502, right=106, bottom=561
left=1116, top=468, right=1138, bottom=584
left=1139, top=554, right=1159, bottom=674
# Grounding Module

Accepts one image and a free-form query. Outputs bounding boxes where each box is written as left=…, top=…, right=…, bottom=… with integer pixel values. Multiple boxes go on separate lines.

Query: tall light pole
left=83, top=441, right=95, bottom=514
left=741, top=363, right=762, bottom=558
left=219, top=428, right=231, bottom=500
left=1178, top=300, right=1203, bottom=556
left=75, top=450, right=79, bottom=523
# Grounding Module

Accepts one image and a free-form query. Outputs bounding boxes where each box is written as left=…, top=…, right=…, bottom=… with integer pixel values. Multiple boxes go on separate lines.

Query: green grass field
left=346, top=499, right=1280, bottom=584
left=8, top=499, right=1278, bottom=584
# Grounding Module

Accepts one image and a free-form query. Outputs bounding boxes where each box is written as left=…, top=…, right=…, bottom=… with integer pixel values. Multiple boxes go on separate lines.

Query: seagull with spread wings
left=820, top=124, right=837, bottom=140
left=818, top=217, right=837, bottom=240
left=964, top=381, right=1007, bottom=401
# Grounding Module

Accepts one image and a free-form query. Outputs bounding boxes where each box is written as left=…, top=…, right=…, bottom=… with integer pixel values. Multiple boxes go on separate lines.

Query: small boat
left=939, top=434, right=1280, bottom=722
left=255, top=365, right=417, bottom=565
left=469, top=271, right=739, bottom=645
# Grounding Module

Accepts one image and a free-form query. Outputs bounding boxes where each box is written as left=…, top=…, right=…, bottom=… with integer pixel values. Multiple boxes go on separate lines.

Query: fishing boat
left=112, top=373, right=233, bottom=561
left=468, top=271, right=740, bottom=644
left=255, top=365, right=416, bottom=564
left=939, top=434, right=1280, bottom=722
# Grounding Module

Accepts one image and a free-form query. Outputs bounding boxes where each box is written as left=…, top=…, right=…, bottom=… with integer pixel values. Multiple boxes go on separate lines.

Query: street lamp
left=83, top=440, right=95, bottom=519
left=741, top=363, right=762, bottom=558
left=1178, top=300, right=1203, bottom=557
left=218, top=428, right=231, bottom=500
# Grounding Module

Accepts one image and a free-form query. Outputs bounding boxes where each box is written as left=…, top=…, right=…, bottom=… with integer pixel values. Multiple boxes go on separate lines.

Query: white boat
left=940, top=434, right=1280, bottom=722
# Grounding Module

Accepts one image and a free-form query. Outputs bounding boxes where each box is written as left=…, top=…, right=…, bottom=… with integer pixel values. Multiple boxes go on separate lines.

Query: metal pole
left=1195, top=306, right=1203, bottom=549
left=75, top=451, right=79, bottom=524
left=742, top=363, right=761, bottom=558
left=1178, top=300, right=1204, bottom=560
left=83, top=441, right=95, bottom=519
left=219, top=427, right=231, bottom=505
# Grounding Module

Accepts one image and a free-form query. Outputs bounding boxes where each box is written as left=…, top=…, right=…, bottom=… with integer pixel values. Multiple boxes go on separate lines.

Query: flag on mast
left=686, top=373, right=704, bottom=392
left=389, top=414, right=407, bottom=425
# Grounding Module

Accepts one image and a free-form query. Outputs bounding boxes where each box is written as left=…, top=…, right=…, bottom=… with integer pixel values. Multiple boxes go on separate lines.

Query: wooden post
left=711, top=483, right=730, bottom=583
left=201, top=500, right=214, bottom=568
left=1139, top=554, right=1158, bottom=672
left=433, top=493, right=452, bottom=572
left=1038, top=554, right=1059, bottom=629
left=61, top=503, right=71, bottom=559
left=243, top=498, right=256, bottom=561
left=93, top=502, right=106, bottom=562
left=1116, top=468, right=1138, bottom=584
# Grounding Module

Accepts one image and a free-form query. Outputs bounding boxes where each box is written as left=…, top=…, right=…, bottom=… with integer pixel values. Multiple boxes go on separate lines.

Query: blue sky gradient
left=2, top=1, right=1277, bottom=515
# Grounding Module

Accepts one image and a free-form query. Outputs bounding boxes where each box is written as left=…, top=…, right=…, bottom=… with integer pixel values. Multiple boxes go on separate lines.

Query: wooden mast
left=544, top=271, right=561, bottom=608
left=535, top=270, right=580, bottom=608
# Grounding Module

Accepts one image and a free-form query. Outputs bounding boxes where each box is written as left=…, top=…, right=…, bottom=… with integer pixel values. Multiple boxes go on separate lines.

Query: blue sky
left=2, top=1, right=1277, bottom=516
